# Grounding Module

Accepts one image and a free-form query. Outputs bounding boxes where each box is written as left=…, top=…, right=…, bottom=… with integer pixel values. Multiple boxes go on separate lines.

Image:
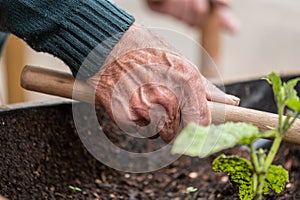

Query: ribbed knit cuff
left=0, top=32, right=7, bottom=53
left=38, top=0, right=135, bottom=79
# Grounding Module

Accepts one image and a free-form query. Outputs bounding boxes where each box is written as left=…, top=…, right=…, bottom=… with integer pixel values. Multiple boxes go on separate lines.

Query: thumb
left=200, top=74, right=240, bottom=105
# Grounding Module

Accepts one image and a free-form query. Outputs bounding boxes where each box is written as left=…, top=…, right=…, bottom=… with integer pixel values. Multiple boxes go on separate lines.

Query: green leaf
left=171, top=122, right=260, bottom=158
left=265, top=72, right=282, bottom=102
left=284, top=78, right=300, bottom=101
left=213, top=156, right=289, bottom=199
left=283, top=77, right=300, bottom=112
left=265, top=73, right=300, bottom=108
left=263, top=165, right=289, bottom=194
left=213, top=155, right=254, bottom=200
left=286, top=97, right=300, bottom=112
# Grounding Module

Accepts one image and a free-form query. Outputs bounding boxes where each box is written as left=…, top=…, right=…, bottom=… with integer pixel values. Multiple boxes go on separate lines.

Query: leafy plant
left=172, top=72, right=300, bottom=200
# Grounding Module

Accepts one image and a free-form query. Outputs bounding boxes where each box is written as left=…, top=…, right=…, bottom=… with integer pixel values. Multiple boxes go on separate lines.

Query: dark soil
left=0, top=76, right=300, bottom=200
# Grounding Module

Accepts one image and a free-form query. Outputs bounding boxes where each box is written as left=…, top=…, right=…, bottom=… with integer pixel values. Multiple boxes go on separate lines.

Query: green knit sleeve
left=0, top=32, right=7, bottom=52
left=0, top=0, right=135, bottom=79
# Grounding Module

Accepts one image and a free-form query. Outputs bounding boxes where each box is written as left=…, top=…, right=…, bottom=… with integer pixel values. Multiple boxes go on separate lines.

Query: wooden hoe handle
left=21, top=65, right=300, bottom=145
left=201, top=7, right=221, bottom=78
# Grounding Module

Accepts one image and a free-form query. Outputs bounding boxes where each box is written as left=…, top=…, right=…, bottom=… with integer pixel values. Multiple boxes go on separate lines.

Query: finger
left=193, top=0, right=210, bottom=14
left=146, top=0, right=172, bottom=14
left=146, top=0, right=164, bottom=11
left=180, top=91, right=211, bottom=127
left=178, top=71, right=211, bottom=128
left=210, top=0, right=231, bottom=8
left=129, top=84, right=181, bottom=143
left=210, top=0, right=239, bottom=34
left=183, top=0, right=209, bottom=27
left=217, top=7, right=240, bottom=34
left=200, top=74, right=240, bottom=106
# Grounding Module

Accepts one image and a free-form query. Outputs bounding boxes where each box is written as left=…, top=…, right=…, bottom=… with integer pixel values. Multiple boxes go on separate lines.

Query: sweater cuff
left=0, top=32, right=7, bottom=53
left=40, top=0, right=135, bottom=79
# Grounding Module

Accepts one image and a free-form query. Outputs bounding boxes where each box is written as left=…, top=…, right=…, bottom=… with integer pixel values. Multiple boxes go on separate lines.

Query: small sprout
left=68, top=185, right=82, bottom=192
left=186, top=186, right=198, bottom=193
left=185, top=187, right=198, bottom=200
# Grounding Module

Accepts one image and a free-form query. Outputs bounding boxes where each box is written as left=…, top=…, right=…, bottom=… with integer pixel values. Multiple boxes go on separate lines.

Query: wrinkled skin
left=146, top=0, right=239, bottom=33
left=87, top=23, right=239, bottom=143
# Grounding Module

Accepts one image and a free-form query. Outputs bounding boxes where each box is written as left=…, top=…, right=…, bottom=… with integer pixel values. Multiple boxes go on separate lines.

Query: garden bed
left=0, top=76, right=299, bottom=199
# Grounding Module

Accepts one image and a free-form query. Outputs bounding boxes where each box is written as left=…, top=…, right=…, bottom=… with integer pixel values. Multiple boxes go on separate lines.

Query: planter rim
left=0, top=99, right=73, bottom=113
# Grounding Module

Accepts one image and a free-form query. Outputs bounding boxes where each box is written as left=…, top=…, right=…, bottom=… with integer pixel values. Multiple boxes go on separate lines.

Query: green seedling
left=185, top=186, right=198, bottom=200
left=172, top=72, right=300, bottom=200
left=68, top=185, right=82, bottom=192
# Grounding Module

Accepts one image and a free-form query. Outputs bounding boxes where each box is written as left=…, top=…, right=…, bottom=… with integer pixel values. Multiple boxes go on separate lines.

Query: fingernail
left=226, top=94, right=240, bottom=105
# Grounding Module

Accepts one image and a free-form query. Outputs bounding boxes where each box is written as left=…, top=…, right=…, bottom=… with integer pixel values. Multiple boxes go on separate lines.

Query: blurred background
left=0, top=0, right=299, bottom=105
